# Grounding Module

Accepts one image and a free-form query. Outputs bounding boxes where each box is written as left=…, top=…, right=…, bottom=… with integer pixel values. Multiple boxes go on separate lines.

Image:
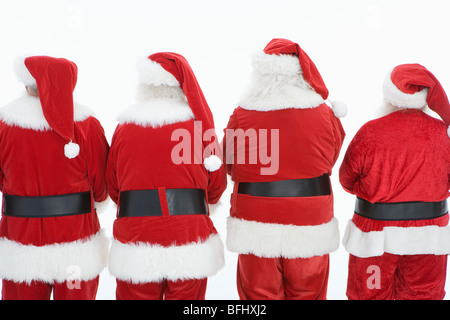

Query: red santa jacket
left=224, top=103, right=345, bottom=259
left=0, top=94, right=109, bottom=284
left=340, top=109, right=450, bottom=257
left=106, top=88, right=227, bottom=283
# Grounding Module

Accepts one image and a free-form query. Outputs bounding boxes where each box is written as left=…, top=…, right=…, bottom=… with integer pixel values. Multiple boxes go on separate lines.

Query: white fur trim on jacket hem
left=108, top=233, right=225, bottom=284
left=226, top=217, right=340, bottom=259
left=0, top=230, right=109, bottom=284
left=383, top=71, right=428, bottom=109
left=342, top=220, right=450, bottom=258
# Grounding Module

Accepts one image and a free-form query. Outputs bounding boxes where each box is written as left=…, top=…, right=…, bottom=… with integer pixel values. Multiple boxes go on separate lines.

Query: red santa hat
left=138, top=52, right=222, bottom=172
left=383, top=63, right=450, bottom=137
left=252, top=38, right=347, bottom=117
left=15, top=56, right=80, bottom=159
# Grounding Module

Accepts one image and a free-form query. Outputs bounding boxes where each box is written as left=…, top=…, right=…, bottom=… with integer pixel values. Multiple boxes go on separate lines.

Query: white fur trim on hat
left=226, top=217, right=340, bottom=259
left=342, top=220, right=450, bottom=258
left=383, top=70, right=428, bottom=109
left=204, top=154, right=222, bottom=172
left=251, top=50, right=302, bottom=76
left=137, top=57, right=179, bottom=87
left=0, top=230, right=109, bottom=284
left=14, top=56, right=36, bottom=87
left=108, top=233, right=224, bottom=283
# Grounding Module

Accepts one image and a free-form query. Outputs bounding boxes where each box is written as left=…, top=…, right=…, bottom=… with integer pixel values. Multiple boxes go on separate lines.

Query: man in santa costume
left=223, top=38, right=346, bottom=300
left=0, top=56, right=110, bottom=300
left=106, top=52, right=227, bottom=300
left=340, top=63, right=450, bottom=300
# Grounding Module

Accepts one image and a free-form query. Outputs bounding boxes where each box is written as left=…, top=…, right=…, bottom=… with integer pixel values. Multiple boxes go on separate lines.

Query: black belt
left=2, top=191, right=91, bottom=218
left=355, top=197, right=448, bottom=221
left=237, top=174, right=331, bottom=197
left=118, top=188, right=208, bottom=218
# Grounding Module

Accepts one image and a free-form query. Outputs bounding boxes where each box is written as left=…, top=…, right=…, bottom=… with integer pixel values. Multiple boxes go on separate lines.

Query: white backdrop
left=0, top=0, right=449, bottom=300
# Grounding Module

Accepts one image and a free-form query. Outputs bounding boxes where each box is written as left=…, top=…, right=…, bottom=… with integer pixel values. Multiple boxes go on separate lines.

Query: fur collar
left=0, top=94, right=95, bottom=131
left=117, top=99, right=194, bottom=128
left=117, top=83, right=195, bottom=128
left=375, top=100, right=430, bottom=119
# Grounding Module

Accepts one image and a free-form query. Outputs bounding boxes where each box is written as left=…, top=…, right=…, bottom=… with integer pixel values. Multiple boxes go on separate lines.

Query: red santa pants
left=236, top=253, right=329, bottom=300
left=2, top=276, right=99, bottom=300
left=347, top=253, right=447, bottom=300
left=115, top=278, right=207, bottom=300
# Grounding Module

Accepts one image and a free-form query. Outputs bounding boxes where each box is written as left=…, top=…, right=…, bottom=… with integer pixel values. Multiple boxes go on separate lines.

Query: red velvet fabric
left=340, top=110, right=450, bottom=204
left=347, top=253, right=447, bottom=300
left=148, top=53, right=220, bottom=158
left=232, top=188, right=334, bottom=226
left=225, top=104, right=344, bottom=181
left=106, top=120, right=227, bottom=246
left=236, top=254, right=329, bottom=300
left=115, top=278, right=207, bottom=300
left=339, top=109, right=450, bottom=228
left=2, top=276, right=99, bottom=300
left=0, top=116, right=109, bottom=245
left=223, top=104, right=344, bottom=226
left=24, top=56, right=78, bottom=143
left=112, top=216, right=217, bottom=246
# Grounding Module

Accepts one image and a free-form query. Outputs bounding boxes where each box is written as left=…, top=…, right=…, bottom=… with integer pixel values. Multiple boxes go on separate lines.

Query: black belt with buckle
left=237, top=174, right=331, bottom=197
left=355, top=197, right=448, bottom=221
left=118, top=188, right=208, bottom=218
left=2, top=191, right=92, bottom=218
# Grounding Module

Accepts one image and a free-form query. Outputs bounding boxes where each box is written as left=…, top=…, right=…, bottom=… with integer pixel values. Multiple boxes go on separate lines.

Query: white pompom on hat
left=64, top=141, right=81, bottom=159
left=203, top=154, right=222, bottom=172
left=330, top=100, right=348, bottom=118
